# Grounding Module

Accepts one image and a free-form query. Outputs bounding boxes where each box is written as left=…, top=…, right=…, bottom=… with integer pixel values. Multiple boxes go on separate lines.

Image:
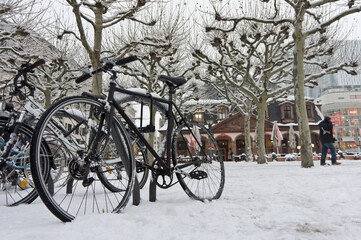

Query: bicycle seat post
left=107, top=70, right=118, bottom=100
left=167, top=84, right=175, bottom=102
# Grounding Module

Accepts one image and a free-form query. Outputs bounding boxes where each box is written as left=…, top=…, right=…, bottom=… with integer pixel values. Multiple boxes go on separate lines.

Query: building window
left=194, top=109, right=204, bottom=123
left=284, top=106, right=291, bottom=119
left=217, top=107, right=227, bottom=120
left=306, top=105, right=312, bottom=118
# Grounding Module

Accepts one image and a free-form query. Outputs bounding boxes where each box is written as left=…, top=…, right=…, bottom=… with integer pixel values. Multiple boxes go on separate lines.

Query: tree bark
left=256, top=98, right=267, bottom=164
left=44, top=88, right=51, bottom=108
left=293, top=3, right=314, bottom=168
left=91, top=5, right=103, bottom=95
left=244, top=101, right=253, bottom=161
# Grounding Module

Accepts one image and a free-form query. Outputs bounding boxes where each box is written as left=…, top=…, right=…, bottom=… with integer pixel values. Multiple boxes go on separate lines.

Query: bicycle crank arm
left=173, top=157, right=208, bottom=170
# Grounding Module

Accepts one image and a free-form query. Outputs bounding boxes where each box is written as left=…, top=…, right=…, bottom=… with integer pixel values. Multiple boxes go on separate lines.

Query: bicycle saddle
left=158, top=75, right=186, bottom=87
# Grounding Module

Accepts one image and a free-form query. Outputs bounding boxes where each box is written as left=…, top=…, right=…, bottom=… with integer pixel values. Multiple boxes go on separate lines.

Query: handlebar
left=13, top=59, right=45, bottom=98
left=75, top=55, right=138, bottom=84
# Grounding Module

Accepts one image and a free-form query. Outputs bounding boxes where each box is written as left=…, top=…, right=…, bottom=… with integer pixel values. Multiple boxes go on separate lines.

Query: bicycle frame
left=0, top=138, right=29, bottom=168
left=102, top=74, right=206, bottom=174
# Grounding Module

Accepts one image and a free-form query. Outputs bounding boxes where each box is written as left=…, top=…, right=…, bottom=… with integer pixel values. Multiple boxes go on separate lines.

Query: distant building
left=173, top=97, right=323, bottom=160
left=182, top=99, right=235, bottom=127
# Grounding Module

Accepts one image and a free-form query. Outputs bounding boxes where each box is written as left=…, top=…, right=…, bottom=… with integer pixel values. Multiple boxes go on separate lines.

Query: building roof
left=267, top=101, right=323, bottom=124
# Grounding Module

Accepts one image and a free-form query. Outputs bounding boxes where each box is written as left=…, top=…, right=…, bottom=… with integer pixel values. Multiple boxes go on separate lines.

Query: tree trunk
left=44, top=88, right=51, bottom=108
left=244, top=101, right=253, bottom=161
left=256, top=99, right=267, bottom=164
left=91, top=5, right=103, bottom=95
left=293, top=5, right=314, bottom=168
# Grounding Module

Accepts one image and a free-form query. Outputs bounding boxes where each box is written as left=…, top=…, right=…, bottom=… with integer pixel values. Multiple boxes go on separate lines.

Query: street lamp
left=204, top=111, right=216, bottom=131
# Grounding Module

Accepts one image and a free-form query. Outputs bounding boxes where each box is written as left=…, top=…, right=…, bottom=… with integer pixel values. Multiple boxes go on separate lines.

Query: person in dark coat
left=319, top=116, right=341, bottom=166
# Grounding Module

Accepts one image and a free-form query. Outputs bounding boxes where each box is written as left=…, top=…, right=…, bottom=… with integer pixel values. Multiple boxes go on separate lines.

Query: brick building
left=183, top=98, right=323, bottom=160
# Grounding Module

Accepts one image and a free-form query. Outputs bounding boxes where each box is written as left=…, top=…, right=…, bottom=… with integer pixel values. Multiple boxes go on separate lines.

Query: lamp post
left=204, top=111, right=217, bottom=132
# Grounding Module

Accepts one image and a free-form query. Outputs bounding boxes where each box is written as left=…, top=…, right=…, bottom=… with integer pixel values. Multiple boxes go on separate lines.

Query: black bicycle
left=30, top=56, right=225, bottom=222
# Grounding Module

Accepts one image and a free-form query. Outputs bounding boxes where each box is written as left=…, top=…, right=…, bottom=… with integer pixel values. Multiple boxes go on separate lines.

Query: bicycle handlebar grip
left=30, top=59, right=45, bottom=70
left=115, top=55, right=138, bottom=66
left=75, top=73, right=92, bottom=84
left=75, top=56, right=138, bottom=84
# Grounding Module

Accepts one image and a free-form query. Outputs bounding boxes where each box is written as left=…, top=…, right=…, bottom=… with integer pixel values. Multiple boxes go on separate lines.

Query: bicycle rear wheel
left=0, top=117, right=43, bottom=206
left=172, top=121, right=225, bottom=201
left=115, top=94, right=166, bottom=189
left=30, top=96, right=135, bottom=222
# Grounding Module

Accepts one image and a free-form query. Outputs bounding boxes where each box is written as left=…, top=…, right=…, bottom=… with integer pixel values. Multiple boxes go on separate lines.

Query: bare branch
left=306, top=6, right=361, bottom=36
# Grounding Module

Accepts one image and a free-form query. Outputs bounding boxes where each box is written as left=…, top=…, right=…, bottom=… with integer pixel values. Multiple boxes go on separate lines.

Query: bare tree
left=290, top=0, right=360, bottom=167
left=0, top=0, right=81, bottom=107
left=194, top=19, right=295, bottom=164
left=106, top=1, right=200, bottom=161
left=58, top=0, right=159, bottom=95
left=0, top=0, right=48, bottom=71
left=103, top=0, right=204, bottom=115
left=202, top=0, right=360, bottom=167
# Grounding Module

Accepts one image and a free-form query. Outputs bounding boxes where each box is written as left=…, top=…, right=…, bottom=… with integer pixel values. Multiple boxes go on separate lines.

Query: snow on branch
left=206, top=15, right=293, bottom=33
left=306, top=6, right=361, bottom=36
left=310, top=0, right=340, bottom=8
left=304, top=62, right=357, bottom=82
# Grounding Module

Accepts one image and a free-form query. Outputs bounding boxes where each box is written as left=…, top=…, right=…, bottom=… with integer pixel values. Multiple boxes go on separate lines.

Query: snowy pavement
left=1, top=160, right=361, bottom=240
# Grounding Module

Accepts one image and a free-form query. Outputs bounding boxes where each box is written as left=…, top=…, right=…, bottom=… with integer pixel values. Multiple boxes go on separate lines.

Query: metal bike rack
left=132, top=175, right=157, bottom=205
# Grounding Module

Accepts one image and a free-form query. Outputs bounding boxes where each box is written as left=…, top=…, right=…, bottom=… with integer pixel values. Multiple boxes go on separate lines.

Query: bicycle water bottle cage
left=138, top=125, right=155, bottom=133
left=81, top=92, right=106, bottom=100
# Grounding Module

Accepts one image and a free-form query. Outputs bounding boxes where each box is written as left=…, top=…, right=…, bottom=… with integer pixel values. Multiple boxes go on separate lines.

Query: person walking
left=319, top=116, right=341, bottom=166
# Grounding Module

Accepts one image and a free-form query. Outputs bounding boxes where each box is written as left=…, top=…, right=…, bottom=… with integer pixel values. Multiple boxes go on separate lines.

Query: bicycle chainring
left=68, top=159, right=86, bottom=180
left=151, top=160, right=173, bottom=189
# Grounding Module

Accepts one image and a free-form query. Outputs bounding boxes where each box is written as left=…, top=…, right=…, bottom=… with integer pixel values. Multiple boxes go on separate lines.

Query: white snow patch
left=1, top=161, right=361, bottom=240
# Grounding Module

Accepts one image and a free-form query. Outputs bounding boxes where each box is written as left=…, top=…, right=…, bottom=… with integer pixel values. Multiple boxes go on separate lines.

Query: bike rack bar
left=149, top=176, right=157, bottom=202
left=132, top=177, right=140, bottom=205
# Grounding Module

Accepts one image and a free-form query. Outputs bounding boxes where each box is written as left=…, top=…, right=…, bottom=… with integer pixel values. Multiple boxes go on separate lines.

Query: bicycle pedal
left=189, top=170, right=208, bottom=180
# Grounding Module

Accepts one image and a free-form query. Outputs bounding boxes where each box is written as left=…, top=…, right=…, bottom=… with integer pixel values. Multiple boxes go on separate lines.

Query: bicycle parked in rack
left=30, top=56, right=225, bottom=222
left=0, top=60, right=59, bottom=206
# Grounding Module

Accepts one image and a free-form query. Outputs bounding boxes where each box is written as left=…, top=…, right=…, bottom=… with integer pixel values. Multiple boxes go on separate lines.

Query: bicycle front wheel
left=30, top=96, right=135, bottom=222
left=172, top=121, right=225, bottom=201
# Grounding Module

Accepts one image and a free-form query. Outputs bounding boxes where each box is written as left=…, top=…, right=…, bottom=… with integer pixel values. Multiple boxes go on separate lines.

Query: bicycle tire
left=130, top=131, right=149, bottom=189
left=30, top=96, right=136, bottom=222
left=95, top=131, right=128, bottom=192
left=172, top=121, right=225, bottom=201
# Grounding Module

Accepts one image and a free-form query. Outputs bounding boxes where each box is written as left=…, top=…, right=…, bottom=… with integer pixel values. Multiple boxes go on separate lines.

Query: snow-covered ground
left=1, top=160, right=361, bottom=240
